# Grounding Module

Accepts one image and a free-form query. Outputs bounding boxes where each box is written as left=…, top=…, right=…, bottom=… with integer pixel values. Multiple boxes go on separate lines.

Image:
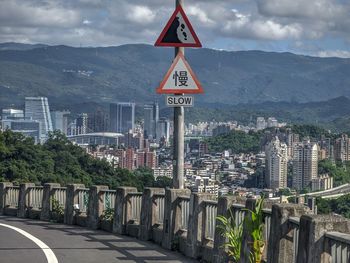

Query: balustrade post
left=18, top=183, right=35, bottom=218
left=64, top=184, right=85, bottom=225
left=267, top=203, right=310, bottom=263
left=297, top=214, right=350, bottom=263
left=185, top=193, right=216, bottom=258
left=162, top=188, right=191, bottom=250
left=139, top=187, right=165, bottom=241
left=87, top=185, right=109, bottom=230
left=0, top=182, right=13, bottom=215
left=113, top=187, right=137, bottom=234
left=213, top=196, right=237, bottom=263
left=40, top=183, right=60, bottom=221
left=239, top=198, right=257, bottom=262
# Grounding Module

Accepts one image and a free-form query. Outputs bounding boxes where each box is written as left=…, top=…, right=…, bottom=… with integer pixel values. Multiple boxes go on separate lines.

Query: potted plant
left=217, top=209, right=243, bottom=263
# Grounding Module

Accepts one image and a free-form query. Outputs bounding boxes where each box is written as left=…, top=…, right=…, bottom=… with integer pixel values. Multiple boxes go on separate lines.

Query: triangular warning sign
left=157, top=52, right=203, bottom=94
left=155, top=5, right=202, bottom=48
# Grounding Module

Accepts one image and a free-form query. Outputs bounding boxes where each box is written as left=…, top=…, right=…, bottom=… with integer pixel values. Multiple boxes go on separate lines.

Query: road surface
left=0, top=216, right=198, bottom=263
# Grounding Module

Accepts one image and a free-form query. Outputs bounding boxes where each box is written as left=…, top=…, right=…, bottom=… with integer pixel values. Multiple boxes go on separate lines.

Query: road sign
left=166, top=95, right=193, bottom=107
left=157, top=51, right=203, bottom=94
left=155, top=5, right=201, bottom=47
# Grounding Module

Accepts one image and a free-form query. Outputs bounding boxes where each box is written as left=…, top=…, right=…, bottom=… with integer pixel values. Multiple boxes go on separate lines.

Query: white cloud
left=318, top=50, right=350, bottom=58
left=257, top=0, right=345, bottom=20
left=0, top=0, right=81, bottom=28
left=126, top=5, right=156, bottom=24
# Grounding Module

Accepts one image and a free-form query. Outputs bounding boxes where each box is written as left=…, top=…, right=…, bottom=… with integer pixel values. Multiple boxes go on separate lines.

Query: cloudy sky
left=1, top=0, right=350, bottom=57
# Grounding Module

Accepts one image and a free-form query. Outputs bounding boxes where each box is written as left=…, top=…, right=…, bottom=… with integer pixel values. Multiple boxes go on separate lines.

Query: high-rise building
left=292, top=141, right=318, bottom=191
left=143, top=102, right=159, bottom=140
left=156, top=117, right=170, bottom=143
left=25, top=97, right=53, bottom=139
left=110, top=103, right=135, bottom=133
left=334, top=134, right=350, bottom=162
left=144, top=104, right=154, bottom=139
left=267, top=117, right=278, bottom=128
left=256, top=117, right=266, bottom=130
left=76, top=113, right=88, bottom=135
left=51, top=111, right=70, bottom=134
left=265, top=137, right=288, bottom=190
left=88, top=110, right=109, bottom=133
left=153, top=102, right=159, bottom=130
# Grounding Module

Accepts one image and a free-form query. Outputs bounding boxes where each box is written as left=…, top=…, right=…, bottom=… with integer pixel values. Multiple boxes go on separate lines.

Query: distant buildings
left=110, top=102, right=135, bottom=133
left=292, top=141, right=318, bottom=191
left=1, top=118, right=41, bottom=143
left=143, top=103, right=159, bottom=139
left=157, top=117, right=171, bottom=144
left=265, top=137, right=288, bottom=190
left=88, top=110, right=109, bottom=133
left=334, top=134, right=350, bottom=162
left=76, top=113, right=88, bottom=135
left=25, top=97, right=53, bottom=140
left=256, top=117, right=266, bottom=130
left=311, top=173, right=333, bottom=191
left=115, top=148, right=157, bottom=171
left=2, top=109, right=24, bottom=120
left=51, top=110, right=70, bottom=134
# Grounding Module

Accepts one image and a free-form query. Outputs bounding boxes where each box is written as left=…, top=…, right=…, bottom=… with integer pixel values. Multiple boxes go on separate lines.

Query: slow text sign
left=166, top=95, right=194, bottom=107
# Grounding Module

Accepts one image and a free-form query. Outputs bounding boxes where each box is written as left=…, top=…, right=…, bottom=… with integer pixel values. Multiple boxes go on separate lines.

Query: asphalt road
left=0, top=216, right=198, bottom=263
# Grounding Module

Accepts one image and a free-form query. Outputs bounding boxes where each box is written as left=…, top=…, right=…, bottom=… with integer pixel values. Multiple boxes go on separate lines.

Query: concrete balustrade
left=1, top=182, right=350, bottom=263
left=40, top=183, right=60, bottom=221
left=0, top=182, right=13, bottom=215
left=139, top=188, right=165, bottom=241
left=64, top=184, right=85, bottom=225
left=113, top=187, right=137, bottom=235
left=18, top=183, right=35, bottom=218
left=87, top=185, right=109, bottom=230
left=162, top=188, right=191, bottom=251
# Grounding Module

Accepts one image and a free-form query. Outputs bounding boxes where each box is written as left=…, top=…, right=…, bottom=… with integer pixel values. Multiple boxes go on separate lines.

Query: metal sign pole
left=173, top=0, right=185, bottom=189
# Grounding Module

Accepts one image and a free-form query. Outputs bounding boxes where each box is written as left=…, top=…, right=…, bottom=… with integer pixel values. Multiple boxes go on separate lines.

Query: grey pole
left=173, top=0, right=185, bottom=189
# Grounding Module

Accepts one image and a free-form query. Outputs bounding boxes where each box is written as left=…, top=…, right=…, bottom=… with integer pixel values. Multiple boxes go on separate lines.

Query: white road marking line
left=0, top=223, right=58, bottom=263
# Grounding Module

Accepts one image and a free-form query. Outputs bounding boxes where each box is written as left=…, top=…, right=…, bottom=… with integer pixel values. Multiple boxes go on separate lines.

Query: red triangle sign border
left=156, top=51, right=204, bottom=94
left=155, top=5, right=202, bottom=48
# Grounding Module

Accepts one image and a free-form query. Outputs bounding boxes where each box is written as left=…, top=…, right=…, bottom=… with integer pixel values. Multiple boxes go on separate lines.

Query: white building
left=292, top=141, right=318, bottom=191
left=256, top=117, right=266, bottom=130
left=265, top=137, right=288, bottom=190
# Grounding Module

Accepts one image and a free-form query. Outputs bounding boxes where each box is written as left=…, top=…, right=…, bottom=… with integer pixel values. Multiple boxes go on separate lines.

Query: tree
left=154, top=176, right=173, bottom=188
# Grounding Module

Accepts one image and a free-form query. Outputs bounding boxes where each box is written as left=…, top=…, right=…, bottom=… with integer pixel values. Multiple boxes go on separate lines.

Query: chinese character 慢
left=173, top=71, right=188, bottom=86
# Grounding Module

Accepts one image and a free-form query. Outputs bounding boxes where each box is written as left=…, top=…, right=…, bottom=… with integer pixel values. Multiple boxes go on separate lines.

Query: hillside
left=0, top=43, right=350, bottom=109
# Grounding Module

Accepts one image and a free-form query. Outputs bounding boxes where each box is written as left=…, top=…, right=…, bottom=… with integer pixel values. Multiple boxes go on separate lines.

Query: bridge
left=1, top=182, right=350, bottom=263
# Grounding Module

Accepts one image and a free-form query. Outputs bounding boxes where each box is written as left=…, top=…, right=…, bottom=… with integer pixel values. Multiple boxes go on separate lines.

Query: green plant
left=216, top=209, right=243, bottom=263
left=243, top=198, right=265, bottom=263
left=101, top=208, right=114, bottom=221
left=51, top=197, right=64, bottom=222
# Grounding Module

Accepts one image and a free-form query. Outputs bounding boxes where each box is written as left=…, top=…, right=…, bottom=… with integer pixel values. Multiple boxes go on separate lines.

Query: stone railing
left=28, top=186, right=43, bottom=210
left=1, top=182, right=350, bottom=263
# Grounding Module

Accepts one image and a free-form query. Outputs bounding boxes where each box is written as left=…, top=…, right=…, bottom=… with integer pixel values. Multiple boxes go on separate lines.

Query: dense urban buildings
left=110, top=102, right=135, bottom=133
left=1, top=98, right=339, bottom=197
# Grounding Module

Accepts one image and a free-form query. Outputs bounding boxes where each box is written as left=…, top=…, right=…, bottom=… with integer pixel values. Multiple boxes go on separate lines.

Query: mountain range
left=1, top=42, right=350, bottom=131
left=0, top=42, right=350, bottom=109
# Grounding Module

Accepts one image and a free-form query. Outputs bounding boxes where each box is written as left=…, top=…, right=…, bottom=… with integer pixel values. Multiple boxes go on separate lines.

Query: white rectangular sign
left=166, top=95, right=193, bottom=107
